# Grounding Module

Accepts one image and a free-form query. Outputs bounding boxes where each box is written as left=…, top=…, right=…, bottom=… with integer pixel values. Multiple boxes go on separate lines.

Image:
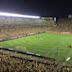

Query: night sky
left=0, top=0, right=72, bottom=17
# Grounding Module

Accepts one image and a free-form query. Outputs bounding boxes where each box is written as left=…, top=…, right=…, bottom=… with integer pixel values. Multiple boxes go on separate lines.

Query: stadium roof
left=0, top=12, right=40, bottom=19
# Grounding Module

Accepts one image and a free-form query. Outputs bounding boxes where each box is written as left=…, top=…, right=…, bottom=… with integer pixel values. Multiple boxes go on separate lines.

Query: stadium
left=0, top=11, right=72, bottom=72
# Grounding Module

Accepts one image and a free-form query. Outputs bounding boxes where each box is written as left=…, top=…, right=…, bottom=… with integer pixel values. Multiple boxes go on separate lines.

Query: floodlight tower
left=53, top=17, right=59, bottom=26
left=54, top=17, right=57, bottom=22
left=68, top=14, right=72, bottom=19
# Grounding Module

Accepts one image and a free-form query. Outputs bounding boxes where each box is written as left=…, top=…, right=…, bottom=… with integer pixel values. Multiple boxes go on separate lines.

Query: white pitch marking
left=66, top=57, right=71, bottom=61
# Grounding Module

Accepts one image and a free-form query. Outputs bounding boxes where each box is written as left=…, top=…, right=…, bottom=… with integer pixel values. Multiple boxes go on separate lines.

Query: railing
left=0, top=47, right=55, bottom=61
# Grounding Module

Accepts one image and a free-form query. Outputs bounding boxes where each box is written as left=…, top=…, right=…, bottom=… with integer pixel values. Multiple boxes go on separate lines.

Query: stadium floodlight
left=0, top=12, right=40, bottom=19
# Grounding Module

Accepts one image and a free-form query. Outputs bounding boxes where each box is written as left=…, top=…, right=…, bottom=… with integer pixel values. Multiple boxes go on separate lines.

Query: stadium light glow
left=0, top=12, right=40, bottom=19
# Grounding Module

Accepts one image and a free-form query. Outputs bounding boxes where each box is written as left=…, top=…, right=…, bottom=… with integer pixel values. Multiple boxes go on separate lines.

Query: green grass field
left=0, top=32, right=72, bottom=64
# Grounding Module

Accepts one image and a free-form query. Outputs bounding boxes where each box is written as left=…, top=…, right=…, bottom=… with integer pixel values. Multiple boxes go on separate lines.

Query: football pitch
left=0, top=32, right=72, bottom=64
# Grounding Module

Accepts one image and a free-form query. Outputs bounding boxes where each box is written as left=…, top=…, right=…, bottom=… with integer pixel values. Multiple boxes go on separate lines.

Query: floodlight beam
left=0, top=12, right=40, bottom=19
